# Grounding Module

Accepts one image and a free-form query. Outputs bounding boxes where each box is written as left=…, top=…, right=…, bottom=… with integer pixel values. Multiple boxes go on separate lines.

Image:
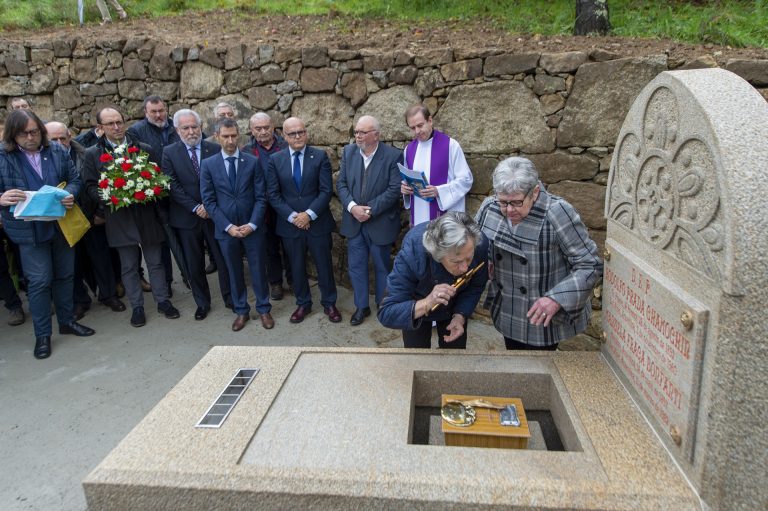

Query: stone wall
left=2, top=39, right=767, bottom=325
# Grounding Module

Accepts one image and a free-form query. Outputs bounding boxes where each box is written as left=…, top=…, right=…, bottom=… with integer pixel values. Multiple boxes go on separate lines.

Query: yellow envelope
left=56, top=181, right=91, bottom=247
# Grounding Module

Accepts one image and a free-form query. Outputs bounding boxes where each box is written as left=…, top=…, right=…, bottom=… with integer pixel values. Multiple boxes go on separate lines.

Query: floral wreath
left=97, top=144, right=170, bottom=211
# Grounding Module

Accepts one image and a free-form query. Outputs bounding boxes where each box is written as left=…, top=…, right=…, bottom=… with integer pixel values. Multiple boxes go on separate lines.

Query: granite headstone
left=603, top=68, right=768, bottom=511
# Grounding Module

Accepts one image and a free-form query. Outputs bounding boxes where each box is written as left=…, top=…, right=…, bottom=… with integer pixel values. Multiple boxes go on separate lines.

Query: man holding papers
left=401, top=104, right=473, bottom=226
left=0, top=109, right=95, bottom=359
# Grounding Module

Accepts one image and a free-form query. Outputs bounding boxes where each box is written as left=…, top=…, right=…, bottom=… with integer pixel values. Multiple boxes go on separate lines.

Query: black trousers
left=403, top=317, right=467, bottom=349
left=175, top=220, right=231, bottom=308
left=74, top=224, right=118, bottom=305
left=0, top=232, right=22, bottom=311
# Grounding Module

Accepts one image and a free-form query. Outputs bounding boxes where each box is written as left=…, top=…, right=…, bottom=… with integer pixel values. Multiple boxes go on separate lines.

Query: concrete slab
left=83, top=346, right=700, bottom=510
left=0, top=278, right=505, bottom=510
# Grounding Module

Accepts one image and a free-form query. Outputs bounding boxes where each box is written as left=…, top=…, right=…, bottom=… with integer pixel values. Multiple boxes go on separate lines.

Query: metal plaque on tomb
left=603, top=240, right=708, bottom=462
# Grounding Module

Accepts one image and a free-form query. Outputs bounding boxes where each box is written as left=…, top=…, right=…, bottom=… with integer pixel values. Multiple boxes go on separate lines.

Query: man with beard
left=127, top=95, right=181, bottom=296
left=162, top=109, right=232, bottom=320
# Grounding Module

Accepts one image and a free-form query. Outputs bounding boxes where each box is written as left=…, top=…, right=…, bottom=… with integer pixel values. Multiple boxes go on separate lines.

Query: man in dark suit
left=82, top=107, right=180, bottom=328
left=336, top=115, right=403, bottom=326
left=162, top=109, right=232, bottom=321
left=242, top=111, right=290, bottom=300
left=266, top=117, right=340, bottom=324
left=126, top=95, right=180, bottom=296
left=200, top=118, right=273, bottom=331
left=46, top=121, right=125, bottom=319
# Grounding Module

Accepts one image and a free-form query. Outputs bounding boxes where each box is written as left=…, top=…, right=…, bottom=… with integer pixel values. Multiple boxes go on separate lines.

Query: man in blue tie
left=162, top=109, right=232, bottom=321
left=266, top=117, right=340, bottom=324
left=200, top=118, right=273, bottom=332
left=0, top=109, right=95, bottom=359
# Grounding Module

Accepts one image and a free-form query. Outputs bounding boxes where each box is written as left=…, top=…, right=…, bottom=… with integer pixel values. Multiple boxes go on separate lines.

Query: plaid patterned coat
left=475, top=188, right=602, bottom=346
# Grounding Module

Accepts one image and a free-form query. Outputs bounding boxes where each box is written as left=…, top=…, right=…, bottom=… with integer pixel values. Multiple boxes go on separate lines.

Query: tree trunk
left=574, top=0, right=611, bottom=36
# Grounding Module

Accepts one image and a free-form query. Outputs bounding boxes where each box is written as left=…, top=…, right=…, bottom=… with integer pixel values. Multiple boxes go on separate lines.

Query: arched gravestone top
left=606, top=68, right=768, bottom=295
left=603, top=69, right=768, bottom=511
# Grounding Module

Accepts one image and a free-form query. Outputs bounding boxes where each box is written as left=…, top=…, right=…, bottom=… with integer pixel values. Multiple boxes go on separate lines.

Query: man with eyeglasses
left=336, top=115, right=403, bottom=326
left=266, top=117, right=341, bottom=324
left=200, top=118, right=273, bottom=331
left=401, top=104, right=473, bottom=226
left=82, top=107, right=180, bottom=328
left=0, top=109, right=95, bottom=359
left=242, top=112, right=290, bottom=301
left=46, top=121, right=125, bottom=321
left=161, top=110, right=232, bottom=321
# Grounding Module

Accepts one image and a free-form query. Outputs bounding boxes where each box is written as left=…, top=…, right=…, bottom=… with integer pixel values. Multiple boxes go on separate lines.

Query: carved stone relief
left=607, top=85, right=725, bottom=282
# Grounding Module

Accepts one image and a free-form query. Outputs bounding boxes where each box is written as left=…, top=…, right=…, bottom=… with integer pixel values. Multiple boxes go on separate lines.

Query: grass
left=0, top=0, right=765, bottom=47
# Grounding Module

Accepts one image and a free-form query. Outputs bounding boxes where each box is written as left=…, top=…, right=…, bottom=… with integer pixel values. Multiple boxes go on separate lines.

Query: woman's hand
left=444, top=313, right=465, bottom=343
left=527, top=297, right=561, bottom=327
left=414, top=283, right=457, bottom=319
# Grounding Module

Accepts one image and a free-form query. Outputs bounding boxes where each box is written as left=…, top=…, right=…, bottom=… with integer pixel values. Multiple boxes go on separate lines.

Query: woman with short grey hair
left=475, top=157, right=602, bottom=350
left=379, top=212, right=488, bottom=349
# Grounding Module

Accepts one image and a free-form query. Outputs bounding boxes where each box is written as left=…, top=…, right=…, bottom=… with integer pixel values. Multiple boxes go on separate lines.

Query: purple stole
left=405, top=129, right=450, bottom=225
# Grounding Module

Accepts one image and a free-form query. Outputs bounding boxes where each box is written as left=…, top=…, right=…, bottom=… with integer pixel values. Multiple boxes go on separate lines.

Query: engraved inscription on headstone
left=603, top=240, right=707, bottom=461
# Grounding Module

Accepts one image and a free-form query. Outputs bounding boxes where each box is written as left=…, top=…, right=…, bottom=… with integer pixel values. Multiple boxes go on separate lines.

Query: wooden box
left=441, top=394, right=531, bottom=450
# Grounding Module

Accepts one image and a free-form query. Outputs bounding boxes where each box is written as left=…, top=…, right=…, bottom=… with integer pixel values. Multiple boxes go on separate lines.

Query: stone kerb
left=602, top=68, right=768, bottom=511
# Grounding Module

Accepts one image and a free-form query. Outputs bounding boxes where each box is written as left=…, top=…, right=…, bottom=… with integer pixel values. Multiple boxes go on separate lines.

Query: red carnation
left=121, top=162, right=132, bottom=171
left=99, top=153, right=114, bottom=163
left=140, top=171, right=152, bottom=179
left=134, top=191, right=146, bottom=201
left=113, top=177, right=126, bottom=189
left=127, top=146, right=140, bottom=153
left=153, top=186, right=163, bottom=196
left=98, top=179, right=109, bottom=189
left=153, top=164, right=161, bottom=173
left=110, top=196, right=119, bottom=205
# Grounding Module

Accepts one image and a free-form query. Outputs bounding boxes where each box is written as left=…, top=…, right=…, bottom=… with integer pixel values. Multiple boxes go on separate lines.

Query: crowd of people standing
left=1, top=95, right=602, bottom=360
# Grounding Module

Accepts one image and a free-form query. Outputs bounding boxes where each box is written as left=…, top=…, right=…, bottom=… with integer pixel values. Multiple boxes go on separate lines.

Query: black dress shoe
left=158, top=301, right=180, bottom=319
left=194, top=306, right=210, bottom=321
left=101, top=297, right=126, bottom=312
left=131, top=307, right=146, bottom=327
left=205, top=262, right=217, bottom=274
left=73, top=304, right=89, bottom=321
left=350, top=307, right=371, bottom=326
left=59, top=321, right=95, bottom=336
left=34, top=336, right=51, bottom=359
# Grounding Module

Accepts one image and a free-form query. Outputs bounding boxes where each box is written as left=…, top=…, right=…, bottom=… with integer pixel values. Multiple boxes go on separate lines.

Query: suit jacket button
left=519, top=286, right=527, bottom=294
left=495, top=253, right=503, bottom=261
left=520, top=257, right=527, bottom=265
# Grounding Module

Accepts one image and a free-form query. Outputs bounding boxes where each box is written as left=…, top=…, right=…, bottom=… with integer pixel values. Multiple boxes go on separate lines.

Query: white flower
left=126, top=180, right=135, bottom=188
left=146, top=188, right=155, bottom=197
left=114, top=145, right=125, bottom=155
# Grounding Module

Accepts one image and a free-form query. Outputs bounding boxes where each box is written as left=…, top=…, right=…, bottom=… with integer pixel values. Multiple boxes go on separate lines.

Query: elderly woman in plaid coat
left=475, top=157, right=602, bottom=350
